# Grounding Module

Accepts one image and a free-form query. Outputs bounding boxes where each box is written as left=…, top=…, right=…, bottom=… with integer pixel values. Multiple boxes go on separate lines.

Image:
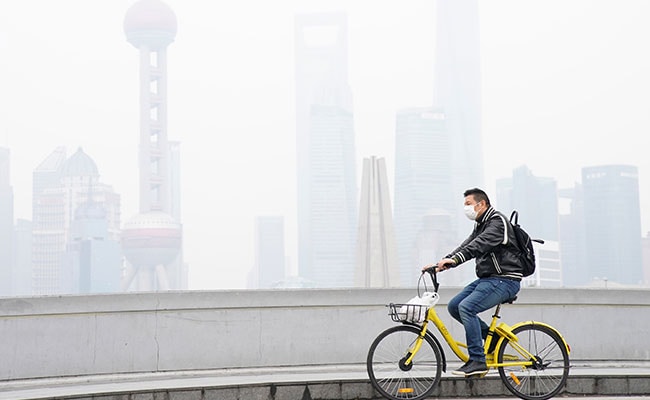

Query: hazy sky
left=1, top=0, right=649, bottom=290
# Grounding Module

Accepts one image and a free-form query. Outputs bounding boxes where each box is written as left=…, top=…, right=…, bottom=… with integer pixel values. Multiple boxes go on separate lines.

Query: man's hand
left=436, top=258, right=456, bottom=272
left=421, top=258, right=456, bottom=273
left=421, top=263, right=436, bottom=273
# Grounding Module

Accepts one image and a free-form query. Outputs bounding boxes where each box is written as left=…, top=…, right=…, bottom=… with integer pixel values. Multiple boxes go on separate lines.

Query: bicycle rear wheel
left=497, top=323, right=570, bottom=400
left=367, top=325, right=442, bottom=400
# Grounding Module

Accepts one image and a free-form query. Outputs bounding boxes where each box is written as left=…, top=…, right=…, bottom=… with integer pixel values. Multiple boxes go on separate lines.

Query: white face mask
left=464, top=204, right=478, bottom=221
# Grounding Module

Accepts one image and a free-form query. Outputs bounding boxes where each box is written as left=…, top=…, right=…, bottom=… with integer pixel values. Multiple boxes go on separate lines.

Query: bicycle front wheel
left=367, top=325, right=442, bottom=400
left=497, top=323, right=570, bottom=400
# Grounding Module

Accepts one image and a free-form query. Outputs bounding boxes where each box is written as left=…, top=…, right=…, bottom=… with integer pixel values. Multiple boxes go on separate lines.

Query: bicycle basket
left=388, top=303, right=429, bottom=323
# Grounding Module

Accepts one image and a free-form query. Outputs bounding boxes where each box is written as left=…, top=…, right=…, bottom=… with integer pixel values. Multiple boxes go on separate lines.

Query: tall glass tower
left=582, top=165, right=643, bottom=285
left=294, top=12, right=357, bottom=287
left=254, top=216, right=286, bottom=289
left=393, top=107, right=454, bottom=285
left=496, top=165, right=561, bottom=287
left=433, top=0, right=483, bottom=238
left=0, top=148, right=13, bottom=296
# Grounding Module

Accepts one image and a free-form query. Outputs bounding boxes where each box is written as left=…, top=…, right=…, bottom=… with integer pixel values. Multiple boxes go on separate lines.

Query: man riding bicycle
left=422, top=188, right=523, bottom=377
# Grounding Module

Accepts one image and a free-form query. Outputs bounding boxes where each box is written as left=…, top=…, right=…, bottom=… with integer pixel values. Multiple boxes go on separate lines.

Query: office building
left=294, top=12, right=357, bottom=287
left=496, top=165, right=559, bottom=241
left=558, top=186, right=587, bottom=287
left=32, top=147, right=121, bottom=294
left=62, top=200, right=121, bottom=294
left=254, top=216, right=286, bottom=289
left=0, top=148, right=13, bottom=296
left=582, top=165, right=643, bottom=285
left=496, top=166, right=561, bottom=287
left=433, top=0, right=484, bottom=238
left=393, top=107, right=456, bottom=285
left=13, top=219, right=32, bottom=296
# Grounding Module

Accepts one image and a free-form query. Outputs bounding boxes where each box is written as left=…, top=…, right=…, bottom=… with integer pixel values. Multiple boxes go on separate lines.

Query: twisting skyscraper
left=393, top=1, right=483, bottom=286
left=294, top=13, right=357, bottom=287
left=433, top=0, right=483, bottom=237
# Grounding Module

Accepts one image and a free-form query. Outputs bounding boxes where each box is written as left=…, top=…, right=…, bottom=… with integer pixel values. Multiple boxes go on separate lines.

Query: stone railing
left=0, top=287, right=647, bottom=381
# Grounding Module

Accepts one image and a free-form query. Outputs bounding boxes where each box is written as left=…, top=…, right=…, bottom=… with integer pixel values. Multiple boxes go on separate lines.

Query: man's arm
left=448, top=215, right=507, bottom=265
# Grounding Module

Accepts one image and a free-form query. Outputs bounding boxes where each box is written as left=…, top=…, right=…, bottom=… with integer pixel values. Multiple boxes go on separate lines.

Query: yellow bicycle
left=367, top=270, right=571, bottom=400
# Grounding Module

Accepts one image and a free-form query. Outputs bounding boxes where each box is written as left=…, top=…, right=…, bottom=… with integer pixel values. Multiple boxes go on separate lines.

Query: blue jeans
left=447, top=277, right=520, bottom=363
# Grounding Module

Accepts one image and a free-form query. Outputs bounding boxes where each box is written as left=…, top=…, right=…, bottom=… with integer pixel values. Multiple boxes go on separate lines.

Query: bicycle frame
left=401, top=270, right=570, bottom=372
left=368, top=271, right=572, bottom=400
left=404, top=302, right=540, bottom=370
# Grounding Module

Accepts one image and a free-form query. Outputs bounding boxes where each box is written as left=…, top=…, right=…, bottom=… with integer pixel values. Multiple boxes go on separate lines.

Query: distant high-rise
left=393, top=107, right=453, bottom=285
left=62, top=199, right=121, bottom=294
left=496, top=165, right=560, bottom=241
left=582, top=165, right=643, bottom=285
left=122, top=0, right=185, bottom=291
left=355, top=156, right=399, bottom=288
left=0, top=147, right=14, bottom=296
left=558, top=186, right=587, bottom=287
left=433, top=0, right=483, bottom=237
left=13, top=219, right=32, bottom=296
left=294, top=12, right=357, bottom=287
left=641, top=232, right=650, bottom=286
left=31, top=147, right=121, bottom=294
left=496, top=166, right=561, bottom=287
left=254, top=216, right=286, bottom=288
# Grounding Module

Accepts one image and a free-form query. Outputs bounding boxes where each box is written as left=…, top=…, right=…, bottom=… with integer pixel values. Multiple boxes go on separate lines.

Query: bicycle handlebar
left=421, top=268, right=440, bottom=293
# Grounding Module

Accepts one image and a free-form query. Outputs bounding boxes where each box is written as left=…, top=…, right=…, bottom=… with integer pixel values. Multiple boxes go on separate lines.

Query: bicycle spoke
left=498, top=324, right=570, bottom=400
left=367, top=325, right=442, bottom=400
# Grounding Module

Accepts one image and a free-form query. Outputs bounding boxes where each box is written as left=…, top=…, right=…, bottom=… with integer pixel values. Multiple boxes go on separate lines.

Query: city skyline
left=1, top=0, right=650, bottom=289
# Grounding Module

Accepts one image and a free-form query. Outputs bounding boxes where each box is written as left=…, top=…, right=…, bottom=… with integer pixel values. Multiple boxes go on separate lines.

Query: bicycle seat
left=501, top=296, right=517, bottom=304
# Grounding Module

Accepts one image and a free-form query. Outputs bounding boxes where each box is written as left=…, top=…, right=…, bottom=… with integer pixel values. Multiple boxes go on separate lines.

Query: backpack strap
left=510, top=210, right=519, bottom=226
left=490, top=212, right=509, bottom=245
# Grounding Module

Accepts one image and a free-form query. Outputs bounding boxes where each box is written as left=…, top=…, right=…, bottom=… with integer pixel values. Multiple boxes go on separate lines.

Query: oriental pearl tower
left=121, top=0, right=185, bottom=291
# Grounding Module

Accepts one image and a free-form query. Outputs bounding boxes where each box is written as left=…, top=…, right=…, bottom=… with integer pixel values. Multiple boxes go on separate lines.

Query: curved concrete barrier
left=0, top=287, right=648, bottom=381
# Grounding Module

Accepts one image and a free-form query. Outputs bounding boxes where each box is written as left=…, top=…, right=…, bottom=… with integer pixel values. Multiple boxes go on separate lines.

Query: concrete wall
left=0, top=287, right=648, bottom=381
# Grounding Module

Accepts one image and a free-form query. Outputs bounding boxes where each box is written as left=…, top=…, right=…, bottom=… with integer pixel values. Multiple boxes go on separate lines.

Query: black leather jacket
left=447, top=206, right=523, bottom=280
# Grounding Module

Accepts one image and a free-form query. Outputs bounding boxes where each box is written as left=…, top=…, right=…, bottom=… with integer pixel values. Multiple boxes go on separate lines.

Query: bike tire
left=497, top=323, right=570, bottom=400
left=367, top=325, right=443, bottom=400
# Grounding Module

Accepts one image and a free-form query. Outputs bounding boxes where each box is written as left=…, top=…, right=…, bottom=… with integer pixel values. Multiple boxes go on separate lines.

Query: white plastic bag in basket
left=398, top=292, right=438, bottom=323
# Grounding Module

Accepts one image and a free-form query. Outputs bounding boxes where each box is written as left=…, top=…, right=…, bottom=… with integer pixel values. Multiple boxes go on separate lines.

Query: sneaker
left=451, top=361, right=472, bottom=376
left=451, top=360, right=488, bottom=377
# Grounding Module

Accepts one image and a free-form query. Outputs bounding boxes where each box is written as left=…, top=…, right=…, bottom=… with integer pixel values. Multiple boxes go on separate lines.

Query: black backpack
left=509, top=210, right=544, bottom=277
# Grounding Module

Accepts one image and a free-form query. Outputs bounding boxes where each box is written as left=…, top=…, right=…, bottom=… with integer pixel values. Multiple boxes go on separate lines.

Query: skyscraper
left=558, top=186, right=587, bottom=287
left=496, top=165, right=559, bottom=241
left=254, top=216, right=286, bottom=289
left=355, top=156, right=399, bottom=288
left=294, top=12, right=357, bottom=287
left=31, top=147, right=121, bottom=294
left=62, top=199, right=121, bottom=294
left=13, top=219, right=32, bottom=296
left=0, top=147, right=14, bottom=296
left=393, top=107, right=454, bottom=285
left=582, top=165, right=643, bottom=285
left=122, top=0, right=185, bottom=291
left=433, top=0, right=483, bottom=238
left=496, top=166, right=561, bottom=287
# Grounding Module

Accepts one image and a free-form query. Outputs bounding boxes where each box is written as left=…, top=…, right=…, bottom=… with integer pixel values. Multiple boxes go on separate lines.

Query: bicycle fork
left=400, top=321, right=430, bottom=368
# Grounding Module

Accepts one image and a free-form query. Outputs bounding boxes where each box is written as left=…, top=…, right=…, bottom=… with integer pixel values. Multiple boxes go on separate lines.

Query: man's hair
left=463, top=188, right=491, bottom=206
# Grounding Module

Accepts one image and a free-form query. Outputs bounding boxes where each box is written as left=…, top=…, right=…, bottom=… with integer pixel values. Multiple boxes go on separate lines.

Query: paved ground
left=0, top=361, right=648, bottom=400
